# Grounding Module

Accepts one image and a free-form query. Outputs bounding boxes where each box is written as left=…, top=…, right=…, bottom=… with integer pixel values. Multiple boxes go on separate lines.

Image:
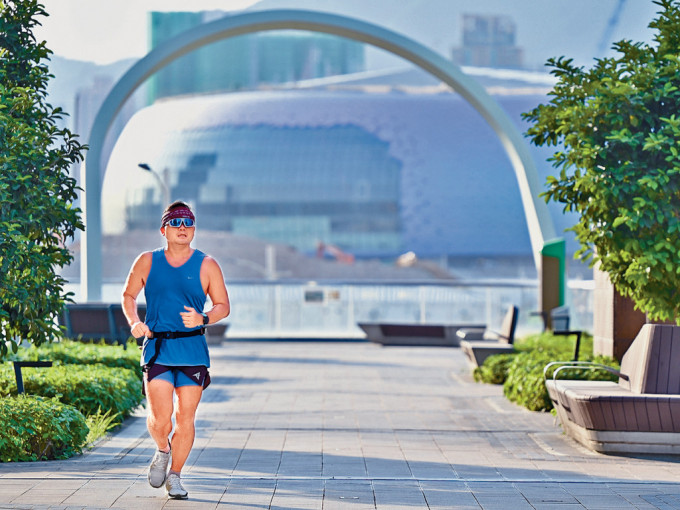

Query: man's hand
left=130, top=321, right=151, bottom=339
left=181, top=306, right=204, bottom=328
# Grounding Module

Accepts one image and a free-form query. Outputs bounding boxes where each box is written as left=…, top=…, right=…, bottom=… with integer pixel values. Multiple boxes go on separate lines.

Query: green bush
left=469, top=332, right=619, bottom=411
left=473, top=353, right=517, bottom=384
left=85, top=408, right=121, bottom=446
left=514, top=331, right=594, bottom=358
left=0, top=363, right=142, bottom=423
left=11, top=340, right=142, bottom=379
left=503, top=351, right=619, bottom=412
left=472, top=332, right=594, bottom=386
left=502, top=351, right=558, bottom=411
left=0, top=395, right=88, bottom=461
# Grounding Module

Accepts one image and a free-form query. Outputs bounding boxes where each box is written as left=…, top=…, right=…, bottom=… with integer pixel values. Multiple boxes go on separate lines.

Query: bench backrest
left=498, top=305, right=519, bottom=344
left=380, top=324, right=446, bottom=338
left=110, top=303, right=146, bottom=343
left=550, top=305, right=570, bottom=332
left=63, top=303, right=116, bottom=340
left=619, top=324, right=680, bottom=394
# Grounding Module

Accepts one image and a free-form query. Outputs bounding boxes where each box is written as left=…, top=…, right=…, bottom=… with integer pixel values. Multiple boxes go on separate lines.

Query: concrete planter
left=593, top=263, right=646, bottom=361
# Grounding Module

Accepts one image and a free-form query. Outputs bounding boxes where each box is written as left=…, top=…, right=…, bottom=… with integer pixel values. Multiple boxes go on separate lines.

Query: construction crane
left=316, top=242, right=355, bottom=264
left=597, top=0, right=628, bottom=55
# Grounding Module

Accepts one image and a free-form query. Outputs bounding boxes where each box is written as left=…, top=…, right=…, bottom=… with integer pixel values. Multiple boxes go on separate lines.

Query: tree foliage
left=0, top=0, right=85, bottom=357
left=523, top=0, right=680, bottom=323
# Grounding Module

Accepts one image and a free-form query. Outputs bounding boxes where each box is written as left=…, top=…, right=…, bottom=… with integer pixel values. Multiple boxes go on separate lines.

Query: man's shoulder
left=199, top=252, right=217, bottom=266
left=198, top=253, right=223, bottom=273
left=134, top=251, right=155, bottom=267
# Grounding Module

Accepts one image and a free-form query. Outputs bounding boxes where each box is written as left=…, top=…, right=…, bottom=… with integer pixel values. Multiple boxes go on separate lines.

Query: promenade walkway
left=1, top=341, right=680, bottom=509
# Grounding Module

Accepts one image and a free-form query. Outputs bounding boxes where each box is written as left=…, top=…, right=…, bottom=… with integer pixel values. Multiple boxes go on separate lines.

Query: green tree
left=0, top=0, right=85, bottom=358
left=523, top=0, right=680, bottom=323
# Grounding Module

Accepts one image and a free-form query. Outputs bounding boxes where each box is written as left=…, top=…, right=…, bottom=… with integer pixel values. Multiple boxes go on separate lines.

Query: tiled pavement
left=1, top=340, right=680, bottom=509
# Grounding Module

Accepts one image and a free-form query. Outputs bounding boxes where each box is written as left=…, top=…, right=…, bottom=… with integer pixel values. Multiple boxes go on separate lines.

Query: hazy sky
left=36, top=0, right=260, bottom=65
left=36, top=0, right=661, bottom=68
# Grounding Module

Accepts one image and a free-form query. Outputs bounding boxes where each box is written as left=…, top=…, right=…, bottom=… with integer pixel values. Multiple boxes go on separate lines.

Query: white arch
left=81, top=9, right=557, bottom=300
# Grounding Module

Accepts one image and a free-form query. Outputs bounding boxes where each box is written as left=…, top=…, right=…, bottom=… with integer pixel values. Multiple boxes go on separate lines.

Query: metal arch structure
left=82, top=8, right=562, bottom=305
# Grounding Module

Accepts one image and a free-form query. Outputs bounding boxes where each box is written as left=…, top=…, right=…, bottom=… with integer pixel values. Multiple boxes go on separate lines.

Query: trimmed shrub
left=473, top=332, right=593, bottom=386
left=514, top=331, right=595, bottom=358
left=11, top=340, right=142, bottom=379
left=502, top=351, right=557, bottom=411
left=469, top=332, right=620, bottom=412
left=473, top=353, right=517, bottom=384
left=503, top=351, right=619, bottom=412
left=0, top=363, right=142, bottom=423
left=0, top=395, right=88, bottom=461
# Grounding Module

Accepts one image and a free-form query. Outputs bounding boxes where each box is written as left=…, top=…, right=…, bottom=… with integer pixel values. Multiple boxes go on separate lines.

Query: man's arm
left=122, top=252, right=152, bottom=338
left=181, top=256, right=230, bottom=328
left=203, top=256, right=230, bottom=323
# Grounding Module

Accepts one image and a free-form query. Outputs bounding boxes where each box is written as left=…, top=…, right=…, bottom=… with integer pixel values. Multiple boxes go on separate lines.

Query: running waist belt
left=143, top=327, right=206, bottom=371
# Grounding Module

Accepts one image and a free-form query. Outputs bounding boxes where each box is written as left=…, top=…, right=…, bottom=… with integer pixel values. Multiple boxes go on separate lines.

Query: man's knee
left=148, top=407, right=172, bottom=424
left=175, top=388, right=201, bottom=426
left=174, top=407, right=197, bottom=429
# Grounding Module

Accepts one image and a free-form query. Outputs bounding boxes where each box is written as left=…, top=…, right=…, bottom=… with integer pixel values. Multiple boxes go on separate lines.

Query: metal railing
left=66, top=279, right=594, bottom=339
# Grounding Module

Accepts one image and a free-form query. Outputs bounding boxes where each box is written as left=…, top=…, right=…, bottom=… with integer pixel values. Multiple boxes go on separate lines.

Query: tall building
left=451, top=14, right=524, bottom=69
left=148, top=11, right=365, bottom=103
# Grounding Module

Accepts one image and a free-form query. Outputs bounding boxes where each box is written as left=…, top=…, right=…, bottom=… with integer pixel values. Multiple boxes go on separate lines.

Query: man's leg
left=146, top=378, right=174, bottom=450
left=146, top=377, right=175, bottom=488
left=169, top=384, right=203, bottom=473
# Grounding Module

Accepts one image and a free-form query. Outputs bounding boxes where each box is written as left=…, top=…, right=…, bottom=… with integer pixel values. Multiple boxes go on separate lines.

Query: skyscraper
left=148, top=11, right=365, bottom=104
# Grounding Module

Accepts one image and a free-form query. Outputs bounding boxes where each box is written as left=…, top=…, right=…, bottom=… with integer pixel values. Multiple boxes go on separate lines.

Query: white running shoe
left=166, top=473, right=188, bottom=499
left=147, top=448, right=170, bottom=488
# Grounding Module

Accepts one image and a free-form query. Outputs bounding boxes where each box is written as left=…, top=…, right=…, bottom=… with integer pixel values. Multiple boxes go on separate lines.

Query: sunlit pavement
left=1, top=340, right=680, bottom=509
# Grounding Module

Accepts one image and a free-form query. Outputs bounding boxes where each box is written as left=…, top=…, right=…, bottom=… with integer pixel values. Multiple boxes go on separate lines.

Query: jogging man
left=122, top=200, right=230, bottom=499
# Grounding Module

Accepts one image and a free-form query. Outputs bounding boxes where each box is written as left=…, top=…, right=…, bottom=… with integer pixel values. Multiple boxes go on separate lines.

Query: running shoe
left=166, top=473, right=188, bottom=499
left=148, top=447, right=170, bottom=488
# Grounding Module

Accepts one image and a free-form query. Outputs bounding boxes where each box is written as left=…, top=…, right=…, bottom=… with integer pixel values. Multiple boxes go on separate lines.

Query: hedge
left=471, top=332, right=619, bottom=412
left=503, top=351, right=619, bottom=411
left=11, top=339, right=142, bottom=379
left=0, top=395, right=88, bottom=461
left=0, top=363, right=142, bottom=422
left=473, top=353, right=517, bottom=385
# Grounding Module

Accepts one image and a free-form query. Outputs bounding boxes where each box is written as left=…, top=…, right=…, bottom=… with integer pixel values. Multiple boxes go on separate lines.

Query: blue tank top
left=141, top=248, right=210, bottom=367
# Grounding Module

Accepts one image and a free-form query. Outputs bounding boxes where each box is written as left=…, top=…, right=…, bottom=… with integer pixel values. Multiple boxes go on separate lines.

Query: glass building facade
left=124, top=123, right=402, bottom=253
left=148, top=11, right=365, bottom=103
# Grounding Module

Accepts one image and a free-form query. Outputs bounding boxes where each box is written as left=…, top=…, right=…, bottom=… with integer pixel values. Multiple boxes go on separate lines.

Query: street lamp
left=138, top=163, right=170, bottom=206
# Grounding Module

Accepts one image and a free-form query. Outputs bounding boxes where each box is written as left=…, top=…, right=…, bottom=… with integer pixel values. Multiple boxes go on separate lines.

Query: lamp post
left=138, top=163, right=170, bottom=206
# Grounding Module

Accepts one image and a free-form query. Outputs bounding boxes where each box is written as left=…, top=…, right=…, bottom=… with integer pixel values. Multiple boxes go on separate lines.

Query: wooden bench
left=545, top=324, right=680, bottom=454
left=457, top=305, right=518, bottom=367
left=358, top=323, right=485, bottom=347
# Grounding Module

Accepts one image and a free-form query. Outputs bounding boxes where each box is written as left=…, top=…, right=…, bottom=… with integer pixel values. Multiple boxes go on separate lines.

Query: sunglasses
left=166, top=218, right=195, bottom=228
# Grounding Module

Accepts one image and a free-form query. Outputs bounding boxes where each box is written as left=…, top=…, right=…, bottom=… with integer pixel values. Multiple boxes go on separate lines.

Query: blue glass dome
left=102, top=89, right=576, bottom=260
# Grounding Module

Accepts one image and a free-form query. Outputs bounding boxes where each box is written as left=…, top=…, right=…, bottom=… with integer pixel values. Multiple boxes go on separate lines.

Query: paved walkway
left=2, top=341, right=680, bottom=509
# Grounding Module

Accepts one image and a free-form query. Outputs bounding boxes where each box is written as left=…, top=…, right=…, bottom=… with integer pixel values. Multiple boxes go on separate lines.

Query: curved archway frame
left=82, top=9, right=562, bottom=304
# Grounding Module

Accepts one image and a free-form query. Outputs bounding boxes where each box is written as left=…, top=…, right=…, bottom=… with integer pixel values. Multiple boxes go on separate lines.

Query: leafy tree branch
left=0, top=0, right=85, bottom=357
left=524, top=0, right=680, bottom=322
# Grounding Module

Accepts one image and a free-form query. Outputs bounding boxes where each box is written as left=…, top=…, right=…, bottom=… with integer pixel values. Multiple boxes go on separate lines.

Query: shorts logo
left=193, top=372, right=201, bottom=380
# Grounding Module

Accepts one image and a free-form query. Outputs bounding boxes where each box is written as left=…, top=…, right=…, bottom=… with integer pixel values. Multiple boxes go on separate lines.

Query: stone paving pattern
left=1, top=341, right=680, bottom=509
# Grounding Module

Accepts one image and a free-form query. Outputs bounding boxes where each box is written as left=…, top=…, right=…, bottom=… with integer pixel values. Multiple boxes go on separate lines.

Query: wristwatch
left=201, top=312, right=209, bottom=325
